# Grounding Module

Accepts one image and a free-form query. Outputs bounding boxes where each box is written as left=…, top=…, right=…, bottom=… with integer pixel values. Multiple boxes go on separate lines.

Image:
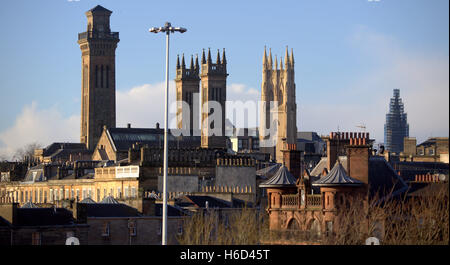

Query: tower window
left=95, top=65, right=99, bottom=88
left=106, top=66, right=110, bottom=88
left=101, top=65, right=104, bottom=88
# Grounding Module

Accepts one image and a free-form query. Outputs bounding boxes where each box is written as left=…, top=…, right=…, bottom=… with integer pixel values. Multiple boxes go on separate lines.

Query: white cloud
left=116, top=81, right=176, bottom=129
left=0, top=102, right=79, bottom=160
left=0, top=81, right=262, bottom=160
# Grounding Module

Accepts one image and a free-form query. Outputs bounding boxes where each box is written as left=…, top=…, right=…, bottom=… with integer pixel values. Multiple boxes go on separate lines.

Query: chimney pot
left=127, top=123, right=131, bottom=128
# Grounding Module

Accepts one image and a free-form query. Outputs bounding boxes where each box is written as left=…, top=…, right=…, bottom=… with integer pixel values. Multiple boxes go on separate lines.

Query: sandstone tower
left=175, top=54, right=200, bottom=134
left=259, top=47, right=297, bottom=162
left=77, top=5, right=119, bottom=150
left=200, top=48, right=228, bottom=149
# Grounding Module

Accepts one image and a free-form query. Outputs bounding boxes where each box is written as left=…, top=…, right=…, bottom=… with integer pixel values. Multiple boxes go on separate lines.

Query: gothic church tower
left=260, top=47, right=297, bottom=162
left=78, top=5, right=119, bottom=150
left=200, top=48, right=228, bottom=149
left=175, top=54, right=200, bottom=133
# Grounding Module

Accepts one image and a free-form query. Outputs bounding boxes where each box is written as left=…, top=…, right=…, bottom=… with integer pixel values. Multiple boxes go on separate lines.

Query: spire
left=263, top=46, right=267, bottom=68
left=216, top=49, right=221, bottom=64
left=176, top=54, right=180, bottom=69
left=181, top=53, right=186, bottom=69
left=207, top=48, right=212, bottom=64
left=274, top=55, right=278, bottom=70
left=222, top=48, right=227, bottom=65
left=268, top=48, right=273, bottom=69
left=280, top=57, right=284, bottom=70
left=284, top=46, right=290, bottom=69
left=201, top=49, right=206, bottom=64
left=290, top=48, right=294, bottom=66
left=190, top=55, right=194, bottom=69
left=195, top=54, right=199, bottom=71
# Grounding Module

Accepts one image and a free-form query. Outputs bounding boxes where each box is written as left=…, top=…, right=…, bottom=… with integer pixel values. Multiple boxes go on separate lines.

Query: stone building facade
left=260, top=132, right=408, bottom=241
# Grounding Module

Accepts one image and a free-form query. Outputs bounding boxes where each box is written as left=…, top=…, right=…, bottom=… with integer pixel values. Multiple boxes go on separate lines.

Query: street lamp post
left=149, top=22, right=186, bottom=245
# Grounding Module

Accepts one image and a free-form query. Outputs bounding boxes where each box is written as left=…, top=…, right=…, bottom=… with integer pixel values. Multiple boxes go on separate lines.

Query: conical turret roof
left=312, top=161, right=363, bottom=187
left=259, top=165, right=297, bottom=188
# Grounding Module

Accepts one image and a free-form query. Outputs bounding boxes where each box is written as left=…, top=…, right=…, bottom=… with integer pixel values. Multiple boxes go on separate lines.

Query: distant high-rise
left=384, top=89, right=409, bottom=153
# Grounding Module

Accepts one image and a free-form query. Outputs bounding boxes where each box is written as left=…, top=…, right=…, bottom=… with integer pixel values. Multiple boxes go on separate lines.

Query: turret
left=222, top=48, right=227, bottom=65
left=181, top=53, right=186, bottom=69
left=216, top=49, right=221, bottom=64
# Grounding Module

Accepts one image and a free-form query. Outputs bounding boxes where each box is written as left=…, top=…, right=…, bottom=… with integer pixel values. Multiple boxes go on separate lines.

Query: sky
left=0, top=0, right=448, bottom=159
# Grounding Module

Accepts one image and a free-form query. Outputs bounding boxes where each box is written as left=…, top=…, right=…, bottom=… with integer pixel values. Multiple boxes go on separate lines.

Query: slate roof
left=21, top=202, right=39, bottom=208
left=107, top=127, right=201, bottom=152
left=100, top=196, right=119, bottom=204
left=15, top=208, right=75, bottom=226
left=309, top=156, right=348, bottom=177
left=23, top=164, right=45, bottom=182
left=178, top=195, right=232, bottom=209
left=154, top=203, right=188, bottom=217
left=259, top=165, right=297, bottom=188
left=297, top=132, right=323, bottom=142
left=368, top=156, right=408, bottom=198
left=256, top=163, right=281, bottom=179
left=42, top=142, right=87, bottom=157
left=80, top=197, right=96, bottom=204
left=390, top=161, right=449, bottom=182
left=312, top=161, right=363, bottom=187
left=84, top=203, right=141, bottom=217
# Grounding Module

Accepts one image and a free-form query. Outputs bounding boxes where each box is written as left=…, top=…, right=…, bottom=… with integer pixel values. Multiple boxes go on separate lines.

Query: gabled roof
left=312, top=161, right=363, bottom=187
left=42, top=142, right=87, bottom=157
left=259, top=165, right=297, bottom=188
left=106, top=127, right=201, bottom=152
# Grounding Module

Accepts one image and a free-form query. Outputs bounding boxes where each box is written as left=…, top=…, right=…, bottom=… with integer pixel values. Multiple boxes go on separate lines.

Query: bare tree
left=12, top=142, right=42, bottom=162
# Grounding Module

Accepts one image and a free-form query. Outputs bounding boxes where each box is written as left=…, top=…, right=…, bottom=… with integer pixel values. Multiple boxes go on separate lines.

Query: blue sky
left=0, top=0, right=448, bottom=158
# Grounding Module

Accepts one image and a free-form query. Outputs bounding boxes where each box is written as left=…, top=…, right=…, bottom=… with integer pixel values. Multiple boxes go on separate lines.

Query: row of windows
left=95, top=65, right=110, bottom=88
left=6, top=186, right=138, bottom=203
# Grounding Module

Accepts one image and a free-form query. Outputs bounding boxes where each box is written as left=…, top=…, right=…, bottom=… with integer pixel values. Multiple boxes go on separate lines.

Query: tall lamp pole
left=149, top=22, right=186, bottom=245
